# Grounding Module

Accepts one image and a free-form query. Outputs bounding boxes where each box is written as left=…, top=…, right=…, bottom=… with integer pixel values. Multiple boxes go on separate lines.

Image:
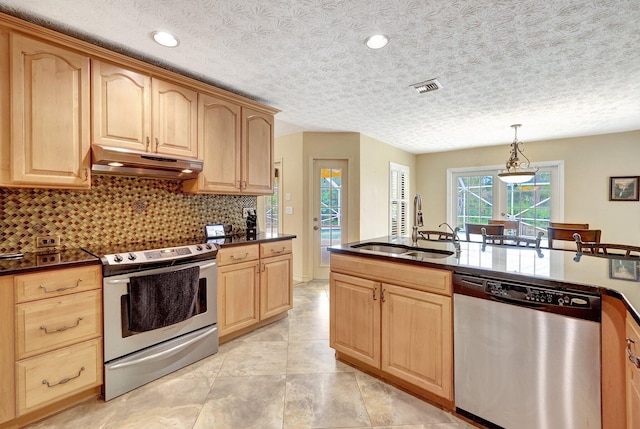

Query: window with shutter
left=390, top=163, right=409, bottom=237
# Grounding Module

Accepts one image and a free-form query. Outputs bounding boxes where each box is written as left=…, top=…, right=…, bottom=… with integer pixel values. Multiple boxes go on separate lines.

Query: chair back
left=481, top=228, right=544, bottom=254
left=489, top=219, right=520, bottom=234
left=549, top=222, right=589, bottom=229
left=548, top=227, right=601, bottom=249
left=574, top=233, right=640, bottom=258
left=465, top=223, right=504, bottom=242
left=418, top=230, right=457, bottom=242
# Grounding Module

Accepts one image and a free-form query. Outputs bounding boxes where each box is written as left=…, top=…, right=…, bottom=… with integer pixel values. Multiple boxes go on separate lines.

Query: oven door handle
left=104, top=261, right=217, bottom=284
left=106, top=326, right=216, bottom=370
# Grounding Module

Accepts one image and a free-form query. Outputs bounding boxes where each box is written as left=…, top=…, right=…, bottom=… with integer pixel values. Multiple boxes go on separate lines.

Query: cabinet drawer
left=16, top=290, right=102, bottom=359
left=260, top=240, right=292, bottom=258
left=16, top=338, right=102, bottom=415
left=15, top=265, right=102, bottom=303
left=330, top=254, right=452, bottom=296
left=217, top=244, right=259, bottom=266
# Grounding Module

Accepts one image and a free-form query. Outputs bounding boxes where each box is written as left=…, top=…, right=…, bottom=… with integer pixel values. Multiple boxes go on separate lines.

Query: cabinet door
left=627, top=316, right=640, bottom=429
left=188, top=93, right=241, bottom=193
left=260, top=253, right=293, bottom=319
left=218, top=260, right=260, bottom=337
left=381, top=283, right=453, bottom=400
left=152, top=79, right=198, bottom=158
left=330, top=272, right=380, bottom=368
left=242, top=108, right=273, bottom=194
left=10, top=34, right=90, bottom=188
left=91, top=60, right=151, bottom=152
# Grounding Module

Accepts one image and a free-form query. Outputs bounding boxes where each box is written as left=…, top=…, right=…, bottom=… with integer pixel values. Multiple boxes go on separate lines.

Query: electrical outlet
left=243, top=207, right=257, bottom=218
left=36, top=236, right=60, bottom=248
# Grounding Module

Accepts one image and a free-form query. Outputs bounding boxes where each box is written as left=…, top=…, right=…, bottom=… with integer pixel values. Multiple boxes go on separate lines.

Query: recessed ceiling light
left=152, top=31, right=179, bottom=48
left=365, top=34, right=389, bottom=50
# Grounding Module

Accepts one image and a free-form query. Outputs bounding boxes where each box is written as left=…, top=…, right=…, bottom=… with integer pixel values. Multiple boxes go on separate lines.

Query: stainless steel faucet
left=439, top=222, right=461, bottom=252
left=411, top=194, right=423, bottom=245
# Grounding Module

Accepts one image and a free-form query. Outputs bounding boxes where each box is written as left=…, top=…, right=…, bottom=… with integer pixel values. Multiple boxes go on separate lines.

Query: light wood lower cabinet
left=16, top=338, right=102, bottom=416
left=0, top=265, right=103, bottom=426
left=627, top=315, right=640, bottom=428
left=217, top=240, right=293, bottom=340
left=330, top=253, right=453, bottom=403
left=218, top=258, right=260, bottom=335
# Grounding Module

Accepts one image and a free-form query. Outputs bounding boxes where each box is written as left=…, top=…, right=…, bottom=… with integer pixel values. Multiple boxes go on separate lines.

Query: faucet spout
left=439, top=222, right=461, bottom=251
left=411, top=194, right=423, bottom=245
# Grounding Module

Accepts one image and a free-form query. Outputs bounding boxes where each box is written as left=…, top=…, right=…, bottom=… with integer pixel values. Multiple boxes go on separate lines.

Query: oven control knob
left=196, top=245, right=203, bottom=251
left=205, top=244, right=212, bottom=250
left=113, top=254, right=123, bottom=263
left=128, top=253, right=137, bottom=261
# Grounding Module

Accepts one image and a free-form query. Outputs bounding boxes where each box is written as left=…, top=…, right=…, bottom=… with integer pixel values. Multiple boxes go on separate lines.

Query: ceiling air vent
left=411, top=79, right=442, bottom=94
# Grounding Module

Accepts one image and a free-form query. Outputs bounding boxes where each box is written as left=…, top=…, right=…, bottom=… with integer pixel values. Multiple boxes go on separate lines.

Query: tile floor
left=27, top=280, right=477, bottom=429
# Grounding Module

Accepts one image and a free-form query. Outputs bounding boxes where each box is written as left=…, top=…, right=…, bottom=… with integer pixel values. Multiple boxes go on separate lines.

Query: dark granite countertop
left=214, top=232, right=297, bottom=248
left=329, top=236, right=640, bottom=324
left=0, top=248, right=100, bottom=275
left=0, top=233, right=297, bottom=276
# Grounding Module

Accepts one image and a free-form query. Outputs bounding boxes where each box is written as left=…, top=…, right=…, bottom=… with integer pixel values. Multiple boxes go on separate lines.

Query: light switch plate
left=285, top=206, right=293, bottom=215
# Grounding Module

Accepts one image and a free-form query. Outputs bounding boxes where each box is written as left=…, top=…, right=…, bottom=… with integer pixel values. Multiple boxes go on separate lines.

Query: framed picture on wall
left=609, top=176, right=640, bottom=201
left=609, top=258, right=640, bottom=282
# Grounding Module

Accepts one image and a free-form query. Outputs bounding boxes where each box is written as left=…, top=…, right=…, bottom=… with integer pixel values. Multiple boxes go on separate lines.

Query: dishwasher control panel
left=486, top=280, right=593, bottom=308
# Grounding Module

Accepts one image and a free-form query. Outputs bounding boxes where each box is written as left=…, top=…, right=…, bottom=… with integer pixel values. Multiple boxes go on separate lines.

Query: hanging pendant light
left=498, top=124, right=538, bottom=184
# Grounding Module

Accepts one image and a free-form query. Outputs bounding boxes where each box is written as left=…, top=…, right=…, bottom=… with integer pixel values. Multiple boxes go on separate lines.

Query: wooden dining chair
left=489, top=219, right=520, bottom=235
left=481, top=228, right=545, bottom=257
left=465, top=223, right=504, bottom=242
left=549, top=222, right=589, bottom=229
left=547, top=227, right=601, bottom=249
left=573, top=233, right=640, bottom=258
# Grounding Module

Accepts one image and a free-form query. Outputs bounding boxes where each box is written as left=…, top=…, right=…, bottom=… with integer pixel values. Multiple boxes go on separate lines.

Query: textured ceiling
left=1, top=0, right=639, bottom=154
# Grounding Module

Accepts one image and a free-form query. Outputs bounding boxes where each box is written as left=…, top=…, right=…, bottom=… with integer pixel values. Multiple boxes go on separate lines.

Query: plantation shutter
left=389, top=163, right=409, bottom=237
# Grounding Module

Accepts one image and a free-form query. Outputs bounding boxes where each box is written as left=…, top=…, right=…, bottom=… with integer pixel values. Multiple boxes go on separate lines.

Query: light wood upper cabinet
left=92, top=60, right=198, bottom=158
left=91, top=61, right=151, bottom=152
left=184, top=102, right=273, bottom=195
left=184, top=93, right=241, bottom=193
left=152, top=78, right=198, bottom=157
left=242, top=108, right=274, bottom=194
left=7, top=34, right=91, bottom=189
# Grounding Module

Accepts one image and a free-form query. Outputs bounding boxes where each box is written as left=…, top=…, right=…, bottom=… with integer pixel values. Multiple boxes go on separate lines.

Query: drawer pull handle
left=42, top=367, right=85, bottom=388
left=627, top=338, right=640, bottom=369
left=39, top=279, right=82, bottom=293
left=40, top=317, right=83, bottom=334
left=270, top=247, right=286, bottom=254
left=230, top=253, right=249, bottom=261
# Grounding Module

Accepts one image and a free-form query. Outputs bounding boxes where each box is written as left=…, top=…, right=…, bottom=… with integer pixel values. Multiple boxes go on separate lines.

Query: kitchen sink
left=350, top=242, right=454, bottom=259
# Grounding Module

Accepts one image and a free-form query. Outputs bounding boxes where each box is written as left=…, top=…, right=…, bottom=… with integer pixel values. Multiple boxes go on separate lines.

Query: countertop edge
left=329, top=242, right=640, bottom=326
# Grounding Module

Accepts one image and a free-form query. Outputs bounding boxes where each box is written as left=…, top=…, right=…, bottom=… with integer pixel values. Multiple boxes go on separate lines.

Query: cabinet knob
left=146, top=136, right=150, bottom=152
left=627, top=338, right=640, bottom=369
left=155, top=137, right=160, bottom=153
left=313, top=226, right=319, bottom=230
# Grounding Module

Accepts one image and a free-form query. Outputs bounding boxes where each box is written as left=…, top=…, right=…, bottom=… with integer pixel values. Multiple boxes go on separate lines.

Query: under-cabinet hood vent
left=411, top=79, right=442, bottom=94
left=91, top=144, right=203, bottom=180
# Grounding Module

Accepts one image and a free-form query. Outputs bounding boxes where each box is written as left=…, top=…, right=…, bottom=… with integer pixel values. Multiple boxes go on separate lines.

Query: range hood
left=91, top=144, right=203, bottom=180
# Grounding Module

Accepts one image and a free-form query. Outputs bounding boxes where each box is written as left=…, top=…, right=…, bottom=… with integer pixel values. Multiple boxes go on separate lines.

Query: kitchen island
left=329, top=236, right=640, bottom=429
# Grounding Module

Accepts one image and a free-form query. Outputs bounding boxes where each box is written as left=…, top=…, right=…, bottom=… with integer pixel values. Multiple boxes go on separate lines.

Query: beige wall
left=359, top=134, right=416, bottom=240
left=273, top=132, right=305, bottom=280
left=275, top=131, right=417, bottom=280
left=416, top=130, right=640, bottom=244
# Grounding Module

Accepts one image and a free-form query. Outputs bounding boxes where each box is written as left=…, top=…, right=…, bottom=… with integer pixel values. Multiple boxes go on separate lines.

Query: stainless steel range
left=83, top=240, right=218, bottom=400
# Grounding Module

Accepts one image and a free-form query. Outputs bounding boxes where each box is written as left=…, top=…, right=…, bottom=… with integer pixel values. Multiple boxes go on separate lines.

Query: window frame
left=446, top=161, right=565, bottom=236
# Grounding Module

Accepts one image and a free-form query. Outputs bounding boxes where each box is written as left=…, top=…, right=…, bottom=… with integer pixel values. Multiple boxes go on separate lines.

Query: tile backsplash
left=0, top=176, right=256, bottom=253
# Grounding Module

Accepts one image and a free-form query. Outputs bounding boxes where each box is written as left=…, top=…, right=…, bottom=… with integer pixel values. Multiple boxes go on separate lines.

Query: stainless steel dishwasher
left=453, top=273, right=601, bottom=429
